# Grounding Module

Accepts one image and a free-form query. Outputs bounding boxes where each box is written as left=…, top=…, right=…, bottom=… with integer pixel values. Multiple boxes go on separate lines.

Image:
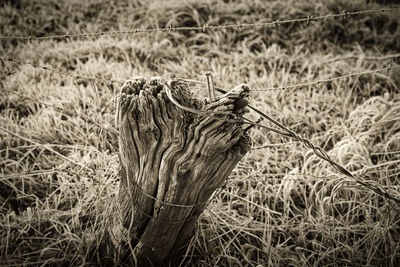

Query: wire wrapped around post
left=110, top=77, right=251, bottom=266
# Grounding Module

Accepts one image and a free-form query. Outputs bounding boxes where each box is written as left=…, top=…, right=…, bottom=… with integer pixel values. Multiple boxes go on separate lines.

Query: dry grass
left=1, top=0, right=400, bottom=266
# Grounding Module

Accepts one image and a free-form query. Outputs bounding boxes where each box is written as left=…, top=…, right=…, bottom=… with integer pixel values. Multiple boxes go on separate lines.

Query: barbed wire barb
left=253, top=65, right=399, bottom=91
left=0, top=57, right=125, bottom=84
left=164, top=80, right=400, bottom=206
left=253, top=117, right=400, bottom=149
left=0, top=7, right=399, bottom=41
left=2, top=56, right=399, bottom=93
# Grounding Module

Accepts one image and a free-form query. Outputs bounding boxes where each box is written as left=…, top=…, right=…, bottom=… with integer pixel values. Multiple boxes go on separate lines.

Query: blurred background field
left=1, top=0, right=400, bottom=266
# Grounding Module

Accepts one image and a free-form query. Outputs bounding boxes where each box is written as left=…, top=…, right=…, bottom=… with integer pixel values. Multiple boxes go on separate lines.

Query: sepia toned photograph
left=1, top=0, right=399, bottom=266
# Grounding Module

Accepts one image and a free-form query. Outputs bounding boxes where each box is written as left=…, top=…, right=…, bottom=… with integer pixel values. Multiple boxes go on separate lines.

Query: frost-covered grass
left=1, top=0, right=400, bottom=266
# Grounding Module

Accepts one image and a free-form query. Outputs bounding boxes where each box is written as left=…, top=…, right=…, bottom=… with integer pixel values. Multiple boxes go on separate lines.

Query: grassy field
left=1, top=0, right=400, bottom=266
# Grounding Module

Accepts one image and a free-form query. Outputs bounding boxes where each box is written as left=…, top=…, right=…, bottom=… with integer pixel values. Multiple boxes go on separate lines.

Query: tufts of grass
left=1, top=0, right=400, bottom=266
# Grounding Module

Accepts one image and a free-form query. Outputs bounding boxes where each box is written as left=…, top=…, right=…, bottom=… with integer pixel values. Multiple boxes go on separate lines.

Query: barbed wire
left=164, top=81, right=400, bottom=206
left=0, top=7, right=399, bottom=41
left=110, top=189, right=228, bottom=254
left=371, top=150, right=400, bottom=156
left=2, top=58, right=398, bottom=151
left=251, top=65, right=399, bottom=91
left=177, top=63, right=399, bottom=92
left=129, top=179, right=210, bottom=208
left=2, top=124, right=399, bottom=230
left=0, top=57, right=125, bottom=84
left=178, top=77, right=400, bottom=151
left=0, top=124, right=221, bottom=213
left=4, top=116, right=398, bottom=210
left=252, top=117, right=400, bottom=149
left=0, top=143, right=95, bottom=154
left=3, top=166, right=398, bottom=184
left=3, top=78, right=396, bottom=154
left=324, top=53, right=400, bottom=64
left=3, top=59, right=398, bottom=159
left=123, top=199, right=202, bottom=224
left=2, top=83, right=398, bottom=153
left=1, top=5, right=399, bottom=252
left=2, top=56, right=398, bottom=93
left=2, top=61, right=400, bottom=210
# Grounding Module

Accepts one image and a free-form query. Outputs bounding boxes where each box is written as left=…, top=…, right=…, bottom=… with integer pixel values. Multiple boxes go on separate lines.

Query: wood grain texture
left=112, top=77, right=251, bottom=265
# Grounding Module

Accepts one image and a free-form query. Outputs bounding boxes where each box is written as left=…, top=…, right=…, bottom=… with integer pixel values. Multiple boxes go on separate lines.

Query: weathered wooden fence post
left=111, top=77, right=251, bottom=265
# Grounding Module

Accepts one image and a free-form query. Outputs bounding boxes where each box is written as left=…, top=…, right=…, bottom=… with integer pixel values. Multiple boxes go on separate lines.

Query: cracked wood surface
left=113, top=77, right=251, bottom=265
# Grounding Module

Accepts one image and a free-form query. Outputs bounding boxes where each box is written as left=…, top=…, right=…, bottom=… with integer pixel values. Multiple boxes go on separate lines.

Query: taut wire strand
left=252, top=66, right=399, bottom=91
left=176, top=64, right=399, bottom=92
left=130, top=180, right=209, bottom=208
left=0, top=57, right=125, bottom=84
left=0, top=8, right=399, bottom=41
left=2, top=56, right=398, bottom=91
left=166, top=80, right=400, bottom=206
left=164, top=81, right=292, bottom=136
